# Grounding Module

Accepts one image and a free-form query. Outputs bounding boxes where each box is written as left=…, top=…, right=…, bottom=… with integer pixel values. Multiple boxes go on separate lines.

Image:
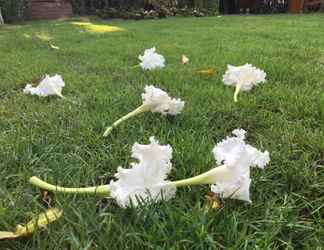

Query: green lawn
left=0, top=14, right=324, bottom=249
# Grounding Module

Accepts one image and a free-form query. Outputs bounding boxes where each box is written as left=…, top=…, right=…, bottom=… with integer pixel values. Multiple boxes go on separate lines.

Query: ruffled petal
left=141, top=85, right=185, bottom=115
left=109, top=137, right=176, bottom=207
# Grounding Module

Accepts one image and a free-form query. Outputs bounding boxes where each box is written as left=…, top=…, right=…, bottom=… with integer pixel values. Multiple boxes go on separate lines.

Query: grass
left=0, top=14, right=324, bottom=249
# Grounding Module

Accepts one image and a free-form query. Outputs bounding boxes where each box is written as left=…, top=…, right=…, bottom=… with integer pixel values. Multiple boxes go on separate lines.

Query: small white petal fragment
left=211, top=129, right=270, bottom=202
left=138, top=47, right=165, bottom=70
left=142, top=85, right=185, bottom=115
left=109, top=137, right=176, bottom=207
left=223, top=64, right=266, bottom=101
left=182, top=54, right=189, bottom=64
left=23, top=74, right=65, bottom=98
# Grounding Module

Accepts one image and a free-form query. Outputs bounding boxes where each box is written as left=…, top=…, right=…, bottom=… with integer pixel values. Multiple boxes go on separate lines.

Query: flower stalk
left=234, top=83, right=242, bottom=102
left=170, top=165, right=230, bottom=187
left=103, top=104, right=150, bottom=137
left=29, top=177, right=110, bottom=197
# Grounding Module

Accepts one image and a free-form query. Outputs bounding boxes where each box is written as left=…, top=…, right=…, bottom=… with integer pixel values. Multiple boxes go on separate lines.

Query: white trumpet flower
left=23, top=74, right=65, bottom=98
left=172, top=129, right=270, bottom=203
left=138, top=47, right=165, bottom=70
left=30, top=137, right=177, bottom=208
left=223, top=64, right=266, bottom=102
left=103, top=85, right=184, bottom=137
left=109, top=137, right=176, bottom=207
left=210, top=129, right=270, bottom=202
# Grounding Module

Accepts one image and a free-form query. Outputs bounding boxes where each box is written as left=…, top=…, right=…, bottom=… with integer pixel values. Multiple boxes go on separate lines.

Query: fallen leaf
left=198, top=69, right=216, bottom=76
left=0, top=208, right=63, bottom=240
left=41, top=191, right=52, bottom=208
left=0, top=231, right=18, bottom=240
left=182, top=55, right=189, bottom=64
left=203, top=192, right=222, bottom=211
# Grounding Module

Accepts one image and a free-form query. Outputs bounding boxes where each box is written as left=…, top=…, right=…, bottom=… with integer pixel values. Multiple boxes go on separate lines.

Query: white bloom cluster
left=142, top=85, right=185, bottom=115
left=223, top=64, right=266, bottom=91
left=211, top=129, right=270, bottom=202
left=109, top=137, right=176, bottom=207
left=23, top=74, right=65, bottom=98
left=138, top=47, right=165, bottom=70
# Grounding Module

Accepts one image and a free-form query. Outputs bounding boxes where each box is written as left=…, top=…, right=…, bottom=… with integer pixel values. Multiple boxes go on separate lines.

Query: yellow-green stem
left=29, top=177, right=110, bottom=197
left=171, top=165, right=228, bottom=187
left=103, top=104, right=149, bottom=137
left=234, top=83, right=242, bottom=102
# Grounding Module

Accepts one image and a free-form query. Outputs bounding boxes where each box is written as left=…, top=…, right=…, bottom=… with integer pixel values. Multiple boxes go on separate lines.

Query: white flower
left=142, top=85, right=185, bottom=115
left=109, top=137, right=176, bottom=207
left=23, top=74, right=65, bottom=98
left=138, top=47, right=165, bottom=70
left=103, top=85, right=184, bottom=137
left=223, top=64, right=266, bottom=102
left=211, top=129, right=270, bottom=202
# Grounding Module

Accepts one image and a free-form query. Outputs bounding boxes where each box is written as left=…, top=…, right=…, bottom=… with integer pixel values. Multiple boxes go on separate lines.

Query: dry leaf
left=182, top=55, right=189, bottom=64
left=198, top=69, right=216, bottom=76
left=41, top=191, right=52, bottom=208
left=0, top=231, right=17, bottom=240
left=0, top=208, right=63, bottom=240
left=203, top=192, right=222, bottom=211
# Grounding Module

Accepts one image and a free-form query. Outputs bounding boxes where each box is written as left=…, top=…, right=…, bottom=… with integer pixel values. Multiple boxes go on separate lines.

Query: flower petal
left=109, top=137, right=176, bottom=207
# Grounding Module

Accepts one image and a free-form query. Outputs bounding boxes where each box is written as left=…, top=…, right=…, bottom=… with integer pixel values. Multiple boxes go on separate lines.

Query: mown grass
left=0, top=14, right=324, bottom=249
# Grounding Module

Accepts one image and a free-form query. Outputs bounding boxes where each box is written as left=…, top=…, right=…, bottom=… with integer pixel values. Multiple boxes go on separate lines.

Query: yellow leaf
left=182, top=55, right=189, bottom=64
left=204, top=192, right=222, bottom=211
left=197, top=69, right=216, bottom=76
left=0, top=231, right=18, bottom=240
left=0, top=208, right=63, bottom=240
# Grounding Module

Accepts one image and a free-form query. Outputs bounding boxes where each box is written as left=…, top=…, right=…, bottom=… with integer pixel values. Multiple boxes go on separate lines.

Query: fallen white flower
left=109, top=137, right=176, bottom=207
left=141, top=85, right=185, bottom=115
left=172, top=129, right=270, bottom=203
left=223, top=64, right=266, bottom=102
left=29, top=136, right=176, bottom=208
left=138, top=47, right=165, bottom=70
left=23, top=74, right=65, bottom=98
left=103, top=85, right=184, bottom=136
left=211, top=129, right=270, bottom=202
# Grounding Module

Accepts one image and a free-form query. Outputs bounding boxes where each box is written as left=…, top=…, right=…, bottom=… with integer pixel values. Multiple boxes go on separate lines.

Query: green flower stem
left=29, top=177, right=110, bottom=197
left=234, top=83, right=242, bottom=102
left=171, top=165, right=230, bottom=187
left=56, top=92, right=64, bottom=99
left=103, top=104, right=150, bottom=137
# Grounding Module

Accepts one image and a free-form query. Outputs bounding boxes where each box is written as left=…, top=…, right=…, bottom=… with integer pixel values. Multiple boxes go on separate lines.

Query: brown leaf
left=203, top=192, right=222, bottom=211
